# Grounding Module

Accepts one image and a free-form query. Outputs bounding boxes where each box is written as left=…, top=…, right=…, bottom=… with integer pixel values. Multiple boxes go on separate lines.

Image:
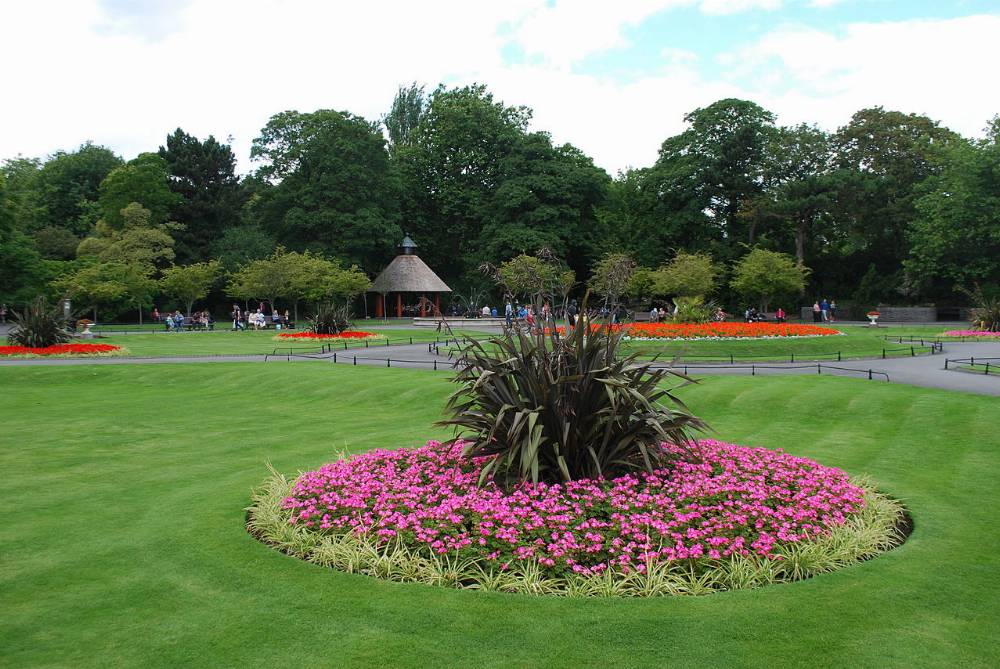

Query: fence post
left=434, top=360, right=437, bottom=371
left=985, top=362, right=990, bottom=376
left=752, top=364, right=755, bottom=376
left=365, top=340, right=369, bottom=348
left=868, top=369, right=873, bottom=380
left=333, top=352, right=337, bottom=363
left=387, top=358, right=391, bottom=367
left=791, top=353, right=795, bottom=363
left=386, top=339, right=390, bottom=347
left=945, top=359, right=949, bottom=369
left=353, top=356, right=357, bottom=365
left=972, top=357, right=975, bottom=366
left=911, top=346, right=915, bottom=357
left=730, top=354, right=734, bottom=364
left=817, top=363, right=821, bottom=374
left=882, top=348, right=886, bottom=359
left=838, top=351, right=842, bottom=362
left=409, top=337, right=413, bottom=345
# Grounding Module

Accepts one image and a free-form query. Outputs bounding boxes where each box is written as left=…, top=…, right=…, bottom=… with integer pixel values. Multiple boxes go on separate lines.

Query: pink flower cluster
left=284, top=440, right=865, bottom=575
left=942, top=330, right=1000, bottom=337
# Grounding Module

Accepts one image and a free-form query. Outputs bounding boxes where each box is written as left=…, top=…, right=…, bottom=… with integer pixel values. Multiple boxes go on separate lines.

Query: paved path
left=2, top=336, right=997, bottom=396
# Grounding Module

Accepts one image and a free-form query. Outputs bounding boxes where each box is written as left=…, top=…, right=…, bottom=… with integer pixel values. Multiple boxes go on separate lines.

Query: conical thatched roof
left=368, top=254, right=452, bottom=293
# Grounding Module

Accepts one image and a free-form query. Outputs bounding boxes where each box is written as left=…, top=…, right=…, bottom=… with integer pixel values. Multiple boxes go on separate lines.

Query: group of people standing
left=812, top=299, right=837, bottom=323
left=502, top=301, right=554, bottom=330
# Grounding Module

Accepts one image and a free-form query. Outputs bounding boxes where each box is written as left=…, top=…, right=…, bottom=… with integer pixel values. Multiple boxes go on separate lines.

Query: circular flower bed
left=0, top=343, right=126, bottom=357
left=249, top=440, right=906, bottom=596
left=622, top=322, right=841, bottom=340
left=274, top=331, right=379, bottom=341
left=942, top=330, right=1000, bottom=338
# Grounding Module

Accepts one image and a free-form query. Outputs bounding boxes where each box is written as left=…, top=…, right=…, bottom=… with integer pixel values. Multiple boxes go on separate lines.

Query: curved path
left=2, top=338, right=998, bottom=396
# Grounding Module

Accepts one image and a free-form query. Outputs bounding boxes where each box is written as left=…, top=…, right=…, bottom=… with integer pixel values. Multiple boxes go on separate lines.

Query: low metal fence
left=944, top=357, right=1000, bottom=376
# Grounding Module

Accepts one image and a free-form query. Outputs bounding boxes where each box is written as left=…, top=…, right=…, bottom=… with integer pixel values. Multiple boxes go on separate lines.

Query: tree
left=496, top=253, right=557, bottom=302
left=78, top=203, right=176, bottom=269
left=98, top=153, right=181, bottom=230
left=52, top=262, right=128, bottom=322
left=730, top=248, right=809, bottom=312
left=588, top=252, right=637, bottom=310
left=383, top=83, right=427, bottom=154
left=0, top=174, right=47, bottom=304
left=33, top=227, right=79, bottom=260
left=396, top=84, right=531, bottom=282
left=285, top=251, right=370, bottom=322
left=225, top=248, right=296, bottom=312
left=831, top=107, right=959, bottom=300
left=211, top=225, right=276, bottom=270
left=251, top=109, right=401, bottom=269
left=158, top=129, right=242, bottom=263
left=906, top=122, right=1000, bottom=293
left=650, top=251, right=719, bottom=298
left=159, top=261, right=221, bottom=316
left=31, top=143, right=122, bottom=235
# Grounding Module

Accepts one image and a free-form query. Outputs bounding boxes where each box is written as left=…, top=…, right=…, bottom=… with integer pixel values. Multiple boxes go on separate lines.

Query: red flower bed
left=622, top=322, right=840, bottom=339
left=275, top=331, right=377, bottom=340
left=0, top=343, right=123, bottom=357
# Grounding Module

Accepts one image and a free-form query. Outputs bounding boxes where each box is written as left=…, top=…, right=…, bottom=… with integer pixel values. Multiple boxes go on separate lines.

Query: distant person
left=481, top=305, right=490, bottom=318
left=526, top=307, right=536, bottom=330
left=505, top=301, right=513, bottom=328
left=775, top=307, right=786, bottom=323
left=272, top=310, right=282, bottom=328
left=820, top=299, right=830, bottom=322
left=567, top=300, right=579, bottom=328
left=490, top=306, right=498, bottom=318
left=0, top=303, right=6, bottom=324
left=812, top=301, right=822, bottom=323
left=829, top=300, right=837, bottom=322
left=650, top=306, right=659, bottom=323
left=152, top=307, right=160, bottom=323
left=284, top=310, right=291, bottom=327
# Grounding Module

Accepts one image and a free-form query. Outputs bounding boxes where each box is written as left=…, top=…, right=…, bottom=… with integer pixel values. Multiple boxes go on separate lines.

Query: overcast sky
left=3, top=0, right=999, bottom=175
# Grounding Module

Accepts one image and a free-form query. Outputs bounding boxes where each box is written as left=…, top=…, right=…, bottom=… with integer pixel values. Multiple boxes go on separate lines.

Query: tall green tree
left=0, top=173, right=47, bottom=304
left=831, top=107, right=959, bottom=300
left=906, top=119, right=1000, bottom=294
left=32, top=143, right=122, bottom=235
left=383, top=83, right=427, bottom=155
left=98, top=153, right=181, bottom=230
left=158, top=129, right=242, bottom=263
left=396, top=84, right=531, bottom=282
left=251, top=109, right=401, bottom=269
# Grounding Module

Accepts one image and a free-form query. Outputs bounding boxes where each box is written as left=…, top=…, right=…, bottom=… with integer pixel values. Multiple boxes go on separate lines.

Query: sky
left=2, top=0, right=999, bottom=175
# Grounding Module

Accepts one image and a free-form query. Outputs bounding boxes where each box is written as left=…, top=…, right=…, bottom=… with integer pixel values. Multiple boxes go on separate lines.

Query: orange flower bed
left=274, top=331, right=378, bottom=341
left=621, top=322, right=841, bottom=340
left=0, top=343, right=125, bottom=357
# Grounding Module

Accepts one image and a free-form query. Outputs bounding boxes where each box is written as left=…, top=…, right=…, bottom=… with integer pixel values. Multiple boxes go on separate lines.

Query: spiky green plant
left=966, top=284, right=999, bottom=332
left=437, top=296, right=708, bottom=485
left=7, top=298, right=72, bottom=348
left=673, top=295, right=715, bottom=324
left=309, top=304, right=352, bottom=335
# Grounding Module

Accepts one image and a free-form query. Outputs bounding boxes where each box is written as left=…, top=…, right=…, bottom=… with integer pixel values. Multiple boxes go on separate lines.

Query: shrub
left=7, top=298, right=72, bottom=348
left=439, top=298, right=707, bottom=485
left=309, top=304, right=352, bottom=335
left=672, top=296, right=714, bottom=324
left=966, top=284, right=1000, bottom=332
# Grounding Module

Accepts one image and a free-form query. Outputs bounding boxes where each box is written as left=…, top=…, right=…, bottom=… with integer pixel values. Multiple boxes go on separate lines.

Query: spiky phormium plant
left=439, top=298, right=707, bottom=486
left=967, top=284, right=1000, bottom=332
left=309, top=304, right=352, bottom=335
left=7, top=298, right=72, bottom=348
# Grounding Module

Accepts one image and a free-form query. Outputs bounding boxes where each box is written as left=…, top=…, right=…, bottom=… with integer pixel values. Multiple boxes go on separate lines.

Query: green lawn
left=91, top=328, right=489, bottom=357
left=2, top=364, right=998, bottom=667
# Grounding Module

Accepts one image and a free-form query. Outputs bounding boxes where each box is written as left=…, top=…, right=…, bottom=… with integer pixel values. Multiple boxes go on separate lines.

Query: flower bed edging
left=273, top=331, right=380, bottom=342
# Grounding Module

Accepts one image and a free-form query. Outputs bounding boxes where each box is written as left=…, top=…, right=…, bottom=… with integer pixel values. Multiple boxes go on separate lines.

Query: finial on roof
left=399, top=235, right=418, bottom=255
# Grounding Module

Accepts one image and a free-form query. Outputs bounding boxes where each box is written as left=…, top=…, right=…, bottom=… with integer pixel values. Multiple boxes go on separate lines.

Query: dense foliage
left=440, top=312, right=706, bottom=485
left=1, top=87, right=997, bottom=314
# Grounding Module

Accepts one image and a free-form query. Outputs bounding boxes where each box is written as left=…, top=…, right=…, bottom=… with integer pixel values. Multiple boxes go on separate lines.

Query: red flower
left=0, top=343, right=122, bottom=356
left=275, top=331, right=377, bottom=340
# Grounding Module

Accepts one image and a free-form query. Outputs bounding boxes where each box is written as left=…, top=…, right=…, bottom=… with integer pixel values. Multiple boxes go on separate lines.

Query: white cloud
left=1, top=2, right=997, bottom=178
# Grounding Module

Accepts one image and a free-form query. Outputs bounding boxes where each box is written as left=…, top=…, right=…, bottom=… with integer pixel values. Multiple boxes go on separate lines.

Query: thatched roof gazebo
left=368, top=236, right=452, bottom=318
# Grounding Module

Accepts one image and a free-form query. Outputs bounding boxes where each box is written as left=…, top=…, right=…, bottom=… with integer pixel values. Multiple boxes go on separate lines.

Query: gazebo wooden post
left=434, top=294, right=440, bottom=314
left=396, top=293, right=403, bottom=319
left=420, top=293, right=427, bottom=317
left=375, top=293, right=383, bottom=318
